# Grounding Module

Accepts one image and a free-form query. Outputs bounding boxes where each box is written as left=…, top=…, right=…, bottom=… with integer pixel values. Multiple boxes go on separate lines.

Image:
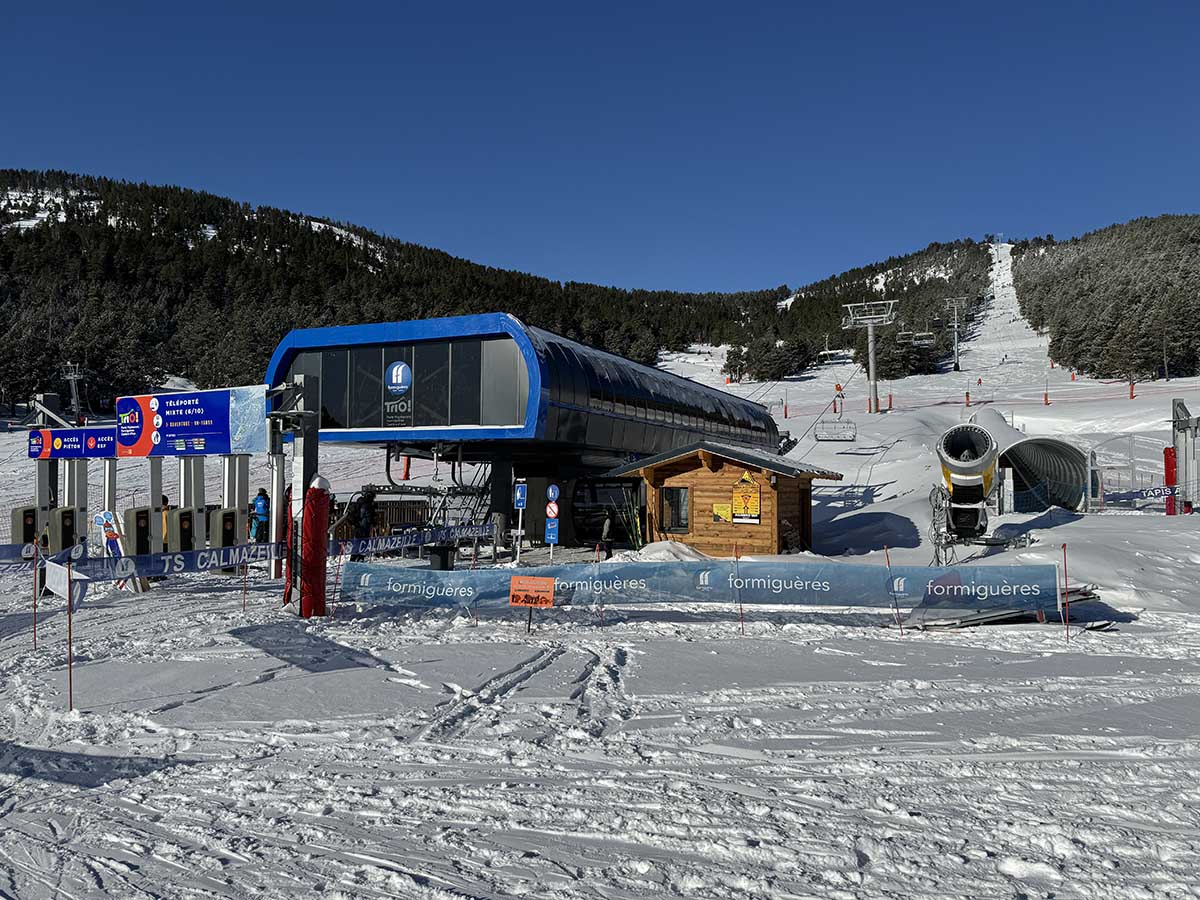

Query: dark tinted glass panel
left=481, top=337, right=525, bottom=425
left=414, top=342, right=450, bottom=426
left=320, top=350, right=349, bottom=429
left=450, top=340, right=482, bottom=426
left=349, top=346, right=383, bottom=428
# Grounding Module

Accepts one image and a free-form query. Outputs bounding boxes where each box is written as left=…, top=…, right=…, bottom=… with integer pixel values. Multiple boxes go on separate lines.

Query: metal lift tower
left=841, top=301, right=896, bottom=413
left=943, top=297, right=970, bottom=372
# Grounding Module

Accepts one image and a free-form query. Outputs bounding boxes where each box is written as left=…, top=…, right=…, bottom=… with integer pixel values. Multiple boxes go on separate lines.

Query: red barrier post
left=1165, top=447, right=1178, bottom=516
left=401, top=455, right=411, bottom=481
left=888, top=392, right=893, bottom=410
left=32, top=542, right=39, bottom=651
left=1129, top=381, right=1135, bottom=400
left=299, top=482, right=331, bottom=618
left=734, top=543, right=745, bottom=635
left=66, top=562, right=74, bottom=711
left=1044, top=390, right=1050, bottom=406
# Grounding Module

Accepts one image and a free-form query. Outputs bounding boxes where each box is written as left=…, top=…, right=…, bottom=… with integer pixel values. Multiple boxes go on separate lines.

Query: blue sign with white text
left=514, top=483, right=527, bottom=510
left=116, top=385, right=267, bottom=457
left=28, top=426, right=117, bottom=459
left=545, top=518, right=559, bottom=544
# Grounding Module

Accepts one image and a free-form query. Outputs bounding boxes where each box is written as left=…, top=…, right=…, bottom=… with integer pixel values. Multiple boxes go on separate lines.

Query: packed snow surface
left=3, top=245, right=1200, bottom=897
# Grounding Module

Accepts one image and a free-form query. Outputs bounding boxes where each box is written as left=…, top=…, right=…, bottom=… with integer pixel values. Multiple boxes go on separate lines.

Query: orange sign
left=509, top=575, right=555, bottom=608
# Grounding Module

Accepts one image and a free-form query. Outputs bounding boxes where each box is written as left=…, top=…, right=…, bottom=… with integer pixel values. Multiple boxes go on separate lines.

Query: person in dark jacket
left=601, top=508, right=614, bottom=559
left=350, top=491, right=376, bottom=561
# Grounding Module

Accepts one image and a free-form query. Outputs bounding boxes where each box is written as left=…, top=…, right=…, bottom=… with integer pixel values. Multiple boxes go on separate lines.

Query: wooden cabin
left=607, top=441, right=843, bottom=557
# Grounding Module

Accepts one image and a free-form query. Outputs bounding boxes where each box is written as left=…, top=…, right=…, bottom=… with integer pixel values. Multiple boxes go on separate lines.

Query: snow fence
left=343, top=559, right=1061, bottom=618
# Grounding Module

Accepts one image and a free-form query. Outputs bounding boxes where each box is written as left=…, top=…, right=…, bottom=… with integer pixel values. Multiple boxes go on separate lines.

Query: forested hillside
left=1, top=169, right=984, bottom=407
left=1012, top=215, right=1200, bottom=379
left=757, top=239, right=991, bottom=381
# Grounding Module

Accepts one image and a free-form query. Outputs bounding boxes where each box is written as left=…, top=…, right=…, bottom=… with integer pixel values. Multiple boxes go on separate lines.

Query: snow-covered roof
left=605, top=440, right=843, bottom=481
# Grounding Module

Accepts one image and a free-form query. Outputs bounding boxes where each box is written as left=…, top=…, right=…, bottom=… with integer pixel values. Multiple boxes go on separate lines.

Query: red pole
left=401, top=455, right=411, bottom=481
left=299, top=486, right=331, bottom=618
left=1165, top=447, right=1178, bottom=516
left=1129, top=381, right=1135, bottom=400
left=67, top=561, right=74, bottom=712
left=1043, top=390, right=1050, bottom=406
left=888, top=392, right=893, bottom=410
left=32, top=542, right=39, bottom=651
left=735, top=543, right=745, bottom=635
left=1062, top=543, right=1069, bottom=643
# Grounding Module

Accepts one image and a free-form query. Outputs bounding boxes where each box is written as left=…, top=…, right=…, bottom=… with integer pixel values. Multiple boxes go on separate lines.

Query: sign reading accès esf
left=28, top=427, right=116, bottom=459
left=116, top=385, right=267, bottom=458
left=544, top=518, right=559, bottom=545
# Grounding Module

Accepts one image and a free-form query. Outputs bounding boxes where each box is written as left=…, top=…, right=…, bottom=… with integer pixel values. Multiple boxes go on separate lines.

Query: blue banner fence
left=341, top=558, right=1063, bottom=619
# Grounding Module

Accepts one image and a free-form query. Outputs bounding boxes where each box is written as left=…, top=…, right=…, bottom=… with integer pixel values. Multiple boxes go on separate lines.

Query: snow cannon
left=936, top=422, right=999, bottom=538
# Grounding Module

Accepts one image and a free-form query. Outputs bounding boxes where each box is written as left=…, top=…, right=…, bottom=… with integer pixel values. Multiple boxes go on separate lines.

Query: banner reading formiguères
left=342, top=559, right=1061, bottom=614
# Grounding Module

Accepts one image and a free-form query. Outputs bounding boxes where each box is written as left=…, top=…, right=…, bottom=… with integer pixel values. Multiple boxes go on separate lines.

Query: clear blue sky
left=7, top=2, right=1199, bottom=292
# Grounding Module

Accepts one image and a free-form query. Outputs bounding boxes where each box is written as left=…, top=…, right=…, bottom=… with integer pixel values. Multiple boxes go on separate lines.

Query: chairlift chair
left=814, top=418, right=858, bottom=441
left=912, top=332, right=936, bottom=348
left=896, top=331, right=914, bottom=345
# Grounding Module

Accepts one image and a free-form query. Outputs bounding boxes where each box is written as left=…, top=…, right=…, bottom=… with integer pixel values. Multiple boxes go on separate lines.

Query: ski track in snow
left=2, top=245, right=1200, bottom=897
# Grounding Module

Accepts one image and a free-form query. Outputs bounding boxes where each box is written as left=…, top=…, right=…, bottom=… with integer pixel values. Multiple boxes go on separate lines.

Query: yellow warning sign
left=732, top=472, right=761, bottom=524
left=712, top=502, right=733, bottom=523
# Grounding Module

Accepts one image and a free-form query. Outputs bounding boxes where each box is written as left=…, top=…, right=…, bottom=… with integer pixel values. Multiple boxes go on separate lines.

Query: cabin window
left=661, top=487, right=690, bottom=533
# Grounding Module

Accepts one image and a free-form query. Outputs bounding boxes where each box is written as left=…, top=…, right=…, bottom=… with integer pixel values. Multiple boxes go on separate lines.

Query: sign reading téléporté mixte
left=116, top=385, right=267, bottom=457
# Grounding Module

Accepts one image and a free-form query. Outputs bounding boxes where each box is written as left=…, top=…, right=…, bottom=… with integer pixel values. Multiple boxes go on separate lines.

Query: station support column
left=192, top=457, right=207, bottom=547
left=149, top=457, right=164, bottom=553
left=268, top=419, right=287, bottom=577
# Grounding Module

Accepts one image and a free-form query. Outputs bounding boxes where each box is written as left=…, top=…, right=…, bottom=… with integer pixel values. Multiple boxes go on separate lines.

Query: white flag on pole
left=44, top=560, right=89, bottom=608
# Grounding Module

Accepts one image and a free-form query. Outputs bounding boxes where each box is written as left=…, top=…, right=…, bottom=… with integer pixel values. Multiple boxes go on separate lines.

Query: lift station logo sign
left=116, top=385, right=267, bottom=457
left=27, top=427, right=117, bottom=459
left=383, top=359, right=414, bottom=426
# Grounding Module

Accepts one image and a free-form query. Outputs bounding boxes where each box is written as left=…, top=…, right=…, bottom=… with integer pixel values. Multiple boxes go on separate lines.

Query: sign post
left=509, top=574, right=554, bottom=633
left=44, top=559, right=88, bottom=711
left=545, top=484, right=560, bottom=563
left=513, top=480, right=527, bottom=565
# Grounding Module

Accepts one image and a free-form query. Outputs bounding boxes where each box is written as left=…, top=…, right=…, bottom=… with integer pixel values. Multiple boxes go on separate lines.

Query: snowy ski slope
left=2, top=245, right=1199, bottom=898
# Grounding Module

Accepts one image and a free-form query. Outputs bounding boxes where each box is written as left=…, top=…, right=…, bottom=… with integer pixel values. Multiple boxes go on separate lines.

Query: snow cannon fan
left=936, top=423, right=999, bottom=539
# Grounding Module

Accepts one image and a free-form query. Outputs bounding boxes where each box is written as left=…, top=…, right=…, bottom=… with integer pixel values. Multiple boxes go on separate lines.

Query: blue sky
left=6, top=2, right=1199, bottom=292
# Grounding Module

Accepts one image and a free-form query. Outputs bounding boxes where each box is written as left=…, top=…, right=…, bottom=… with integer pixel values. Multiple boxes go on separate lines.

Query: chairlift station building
left=265, top=313, right=841, bottom=552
